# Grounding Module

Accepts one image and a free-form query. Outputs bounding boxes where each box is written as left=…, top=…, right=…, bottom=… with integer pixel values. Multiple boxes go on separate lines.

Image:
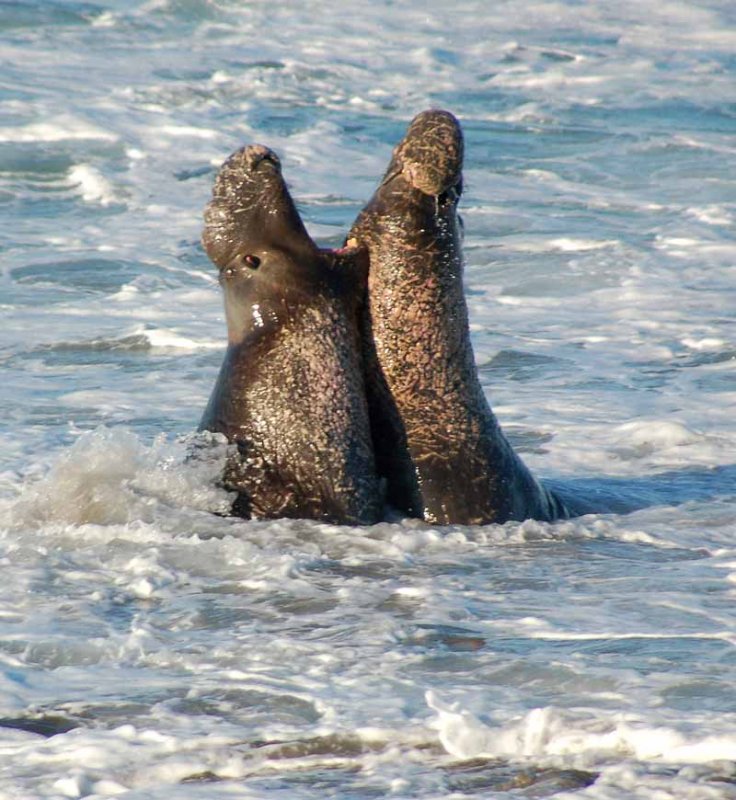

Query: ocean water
left=1, top=0, right=735, bottom=797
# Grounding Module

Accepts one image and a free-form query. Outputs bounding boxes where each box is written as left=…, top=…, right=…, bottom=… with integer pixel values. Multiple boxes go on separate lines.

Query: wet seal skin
left=199, top=145, right=382, bottom=524
left=349, top=110, right=569, bottom=525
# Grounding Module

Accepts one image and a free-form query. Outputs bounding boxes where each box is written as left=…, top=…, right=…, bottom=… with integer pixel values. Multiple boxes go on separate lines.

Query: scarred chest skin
left=199, top=144, right=381, bottom=524
left=349, top=110, right=568, bottom=525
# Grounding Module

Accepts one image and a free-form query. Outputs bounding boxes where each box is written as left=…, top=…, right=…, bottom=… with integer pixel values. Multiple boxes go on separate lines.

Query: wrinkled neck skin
left=351, top=172, right=486, bottom=521
left=199, top=248, right=380, bottom=526
left=221, top=261, right=319, bottom=349
left=357, top=166, right=475, bottom=385
left=198, top=144, right=380, bottom=524
left=354, top=148, right=478, bottom=415
left=221, top=249, right=365, bottom=349
left=351, top=143, right=567, bottom=525
left=201, top=263, right=356, bottom=446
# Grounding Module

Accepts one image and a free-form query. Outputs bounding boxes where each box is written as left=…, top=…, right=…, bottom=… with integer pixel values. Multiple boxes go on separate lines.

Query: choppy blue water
left=1, top=1, right=735, bottom=797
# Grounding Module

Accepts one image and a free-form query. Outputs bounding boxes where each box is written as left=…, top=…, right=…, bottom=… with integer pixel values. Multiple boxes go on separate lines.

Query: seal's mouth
left=380, top=165, right=462, bottom=208
left=436, top=177, right=463, bottom=205
left=333, top=238, right=361, bottom=256
left=388, top=109, right=464, bottom=197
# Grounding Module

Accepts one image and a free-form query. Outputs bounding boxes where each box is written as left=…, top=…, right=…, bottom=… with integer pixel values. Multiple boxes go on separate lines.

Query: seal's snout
left=204, top=144, right=282, bottom=269
left=216, top=145, right=281, bottom=188
left=242, top=144, right=281, bottom=173
left=395, top=109, right=463, bottom=197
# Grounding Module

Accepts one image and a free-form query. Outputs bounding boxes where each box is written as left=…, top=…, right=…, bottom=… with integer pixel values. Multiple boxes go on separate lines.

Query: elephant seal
left=199, top=144, right=382, bottom=524
left=348, top=110, right=568, bottom=525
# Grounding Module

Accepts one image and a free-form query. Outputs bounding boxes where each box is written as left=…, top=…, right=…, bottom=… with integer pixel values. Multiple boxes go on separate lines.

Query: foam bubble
left=67, top=164, right=118, bottom=206
left=682, top=337, right=727, bottom=351
left=142, top=327, right=221, bottom=350
left=498, top=237, right=619, bottom=254
left=427, top=692, right=736, bottom=765
left=613, top=420, right=702, bottom=451
left=685, top=206, right=733, bottom=226
left=0, top=118, right=117, bottom=144
left=158, top=125, right=219, bottom=140
left=6, top=428, right=232, bottom=528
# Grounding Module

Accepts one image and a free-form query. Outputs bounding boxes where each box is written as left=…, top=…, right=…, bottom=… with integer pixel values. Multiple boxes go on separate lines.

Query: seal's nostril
left=251, top=149, right=279, bottom=171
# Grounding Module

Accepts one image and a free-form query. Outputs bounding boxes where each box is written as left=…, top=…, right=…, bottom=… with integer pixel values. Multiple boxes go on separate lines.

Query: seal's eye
left=243, top=254, right=261, bottom=269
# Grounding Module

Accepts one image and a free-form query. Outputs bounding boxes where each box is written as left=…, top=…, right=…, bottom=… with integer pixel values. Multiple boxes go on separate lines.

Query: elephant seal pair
left=200, top=113, right=569, bottom=525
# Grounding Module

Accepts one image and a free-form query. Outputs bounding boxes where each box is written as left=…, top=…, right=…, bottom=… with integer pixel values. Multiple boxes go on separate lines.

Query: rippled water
left=1, top=1, right=735, bottom=798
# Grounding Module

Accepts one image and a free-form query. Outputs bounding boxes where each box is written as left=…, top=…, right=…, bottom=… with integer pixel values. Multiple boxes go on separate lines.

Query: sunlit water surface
left=1, top=1, right=735, bottom=798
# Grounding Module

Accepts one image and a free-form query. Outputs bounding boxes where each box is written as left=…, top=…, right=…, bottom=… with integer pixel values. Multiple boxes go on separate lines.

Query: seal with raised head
left=349, top=110, right=568, bottom=525
left=199, top=144, right=382, bottom=524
